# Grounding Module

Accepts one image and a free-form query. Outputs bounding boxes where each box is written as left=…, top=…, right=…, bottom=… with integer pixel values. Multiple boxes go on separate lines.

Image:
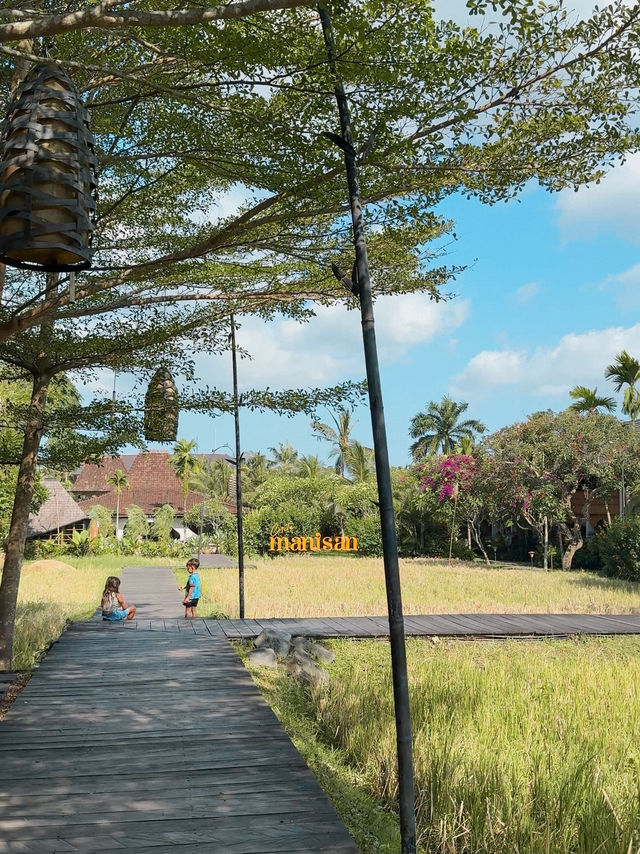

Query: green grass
left=252, top=636, right=640, bottom=854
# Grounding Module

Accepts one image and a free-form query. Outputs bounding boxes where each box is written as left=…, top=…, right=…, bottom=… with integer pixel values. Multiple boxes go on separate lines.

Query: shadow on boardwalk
left=0, top=566, right=358, bottom=854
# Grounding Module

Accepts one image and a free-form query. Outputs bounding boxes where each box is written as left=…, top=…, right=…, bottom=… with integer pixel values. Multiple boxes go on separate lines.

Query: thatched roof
left=27, top=478, right=89, bottom=539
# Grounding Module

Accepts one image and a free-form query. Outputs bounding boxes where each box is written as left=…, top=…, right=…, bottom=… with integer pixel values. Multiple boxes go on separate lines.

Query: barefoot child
left=101, top=576, right=136, bottom=621
left=179, top=558, right=201, bottom=618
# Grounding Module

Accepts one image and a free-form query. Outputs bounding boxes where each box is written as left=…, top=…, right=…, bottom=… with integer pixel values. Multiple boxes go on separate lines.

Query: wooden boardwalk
left=127, top=613, right=640, bottom=640
left=0, top=567, right=358, bottom=853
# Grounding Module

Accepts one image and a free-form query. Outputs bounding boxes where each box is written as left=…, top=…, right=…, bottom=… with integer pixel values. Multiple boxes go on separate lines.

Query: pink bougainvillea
left=420, top=454, right=477, bottom=503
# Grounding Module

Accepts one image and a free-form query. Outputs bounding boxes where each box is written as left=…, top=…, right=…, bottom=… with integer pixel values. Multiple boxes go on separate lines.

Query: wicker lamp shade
left=0, top=63, right=97, bottom=272
left=144, top=368, right=179, bottom=443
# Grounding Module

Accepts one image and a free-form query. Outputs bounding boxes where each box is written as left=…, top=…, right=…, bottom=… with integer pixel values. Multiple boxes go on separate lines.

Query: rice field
left=251, top=636, right=640, bottom=854
left=191, top=555, right=640, bottom=619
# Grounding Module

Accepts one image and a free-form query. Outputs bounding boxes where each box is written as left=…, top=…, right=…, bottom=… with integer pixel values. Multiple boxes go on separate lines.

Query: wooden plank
left=0, top=567, right=358, bottom=854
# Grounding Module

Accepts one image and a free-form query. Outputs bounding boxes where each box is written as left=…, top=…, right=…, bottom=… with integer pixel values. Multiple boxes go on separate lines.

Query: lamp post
left=230, top=314, right=245, bottom=619
left=318, top=6, right=416, bottom=852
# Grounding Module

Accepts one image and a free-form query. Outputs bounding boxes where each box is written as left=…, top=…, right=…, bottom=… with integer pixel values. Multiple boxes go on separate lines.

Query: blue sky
left=108, top=1, right=640, bottom=468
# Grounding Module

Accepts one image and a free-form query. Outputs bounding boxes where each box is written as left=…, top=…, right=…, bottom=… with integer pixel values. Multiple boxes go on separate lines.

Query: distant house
left=71, top=451, right=235, bottom=540
left=27, top=478, right=90, bottom=542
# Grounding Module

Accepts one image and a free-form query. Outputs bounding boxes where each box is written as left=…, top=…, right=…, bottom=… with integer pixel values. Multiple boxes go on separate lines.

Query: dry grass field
left=192, top=554, right=640, bottom=619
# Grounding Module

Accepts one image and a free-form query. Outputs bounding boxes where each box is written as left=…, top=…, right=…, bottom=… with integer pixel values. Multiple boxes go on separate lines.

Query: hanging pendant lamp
left=0, top=62, right=97, bottom=272
left=144, top=368, right=179, bottom=442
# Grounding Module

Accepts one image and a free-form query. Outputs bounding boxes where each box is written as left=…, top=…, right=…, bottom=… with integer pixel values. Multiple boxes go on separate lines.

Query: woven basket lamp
left=0, top=63, right=97, bottom=272
left=144, top=368, right=179, bottom=442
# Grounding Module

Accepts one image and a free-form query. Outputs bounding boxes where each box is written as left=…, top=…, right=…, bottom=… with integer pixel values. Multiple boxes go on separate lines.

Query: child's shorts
left=184, top=598, right=199, bottom=608
left=102, top=608, right=130, bottom=621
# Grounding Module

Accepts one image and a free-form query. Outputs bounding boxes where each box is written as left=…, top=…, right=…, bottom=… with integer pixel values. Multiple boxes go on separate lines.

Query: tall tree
left=268, top=441, right=299, bottom=475
left=311, top=408, right=355, bottom=477
left=568, top=385, right=616, bottom=416
left=170, top=439, right=200, bottom=538
left=605, top=351, right=640, bottom=426
left=344, top=441, right=375, bottom=483
left=106, top=468, right=130, bottom=539
left=296, top=454, right=323, bottom=479
left=409, top=397, right=485, bottom=461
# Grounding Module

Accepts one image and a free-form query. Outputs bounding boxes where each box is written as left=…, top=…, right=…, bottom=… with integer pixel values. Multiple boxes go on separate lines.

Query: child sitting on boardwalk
left=179, top=558, right=201, bottom=618
left=101, top=576, right=136, bottom=621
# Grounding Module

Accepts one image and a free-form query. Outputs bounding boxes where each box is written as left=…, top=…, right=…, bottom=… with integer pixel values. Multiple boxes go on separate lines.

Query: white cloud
left=514, top=282, right=539, bottom=303
left=451, top=322, right=640, bottom=401
left=600, top=262, right=640, bottom=312
left=556, top=153, right=640, bottom=243
left=196, top=294, right=470, bottom=390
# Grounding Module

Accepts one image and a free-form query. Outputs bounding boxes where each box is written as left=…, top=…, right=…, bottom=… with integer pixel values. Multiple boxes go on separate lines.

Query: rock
left=292, top=636, right=335, bottom=663
left=246, top=647, right=277, bottom=668
left=254, top=628, right=291, bottom=657
left=430, top=635, right=440, bottom=645
left=304, top=640, right=335, bottom=663
left=286, top=654, right=330, bottom=686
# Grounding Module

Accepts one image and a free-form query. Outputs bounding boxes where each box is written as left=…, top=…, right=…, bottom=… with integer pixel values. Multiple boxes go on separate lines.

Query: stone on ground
left=246, top=647, right=278, bottom=667
left=254, top=628, right=291, bottom=657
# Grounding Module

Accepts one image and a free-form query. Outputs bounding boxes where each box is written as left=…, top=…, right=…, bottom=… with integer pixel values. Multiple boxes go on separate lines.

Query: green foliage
left=87, top=504, right=114, bottom=538
left=594, top=518, right=640, bottom=582
left=123, top=505, right=149, bottom=543
left=184, top=498, right=235, bottom=548
left=343, top=515, right=382, bottom=557
left=0, top=467, right=48, bottom=543
left=410, top=397, right=485, bottom=461
left=149, top=504, right=175, bottom=543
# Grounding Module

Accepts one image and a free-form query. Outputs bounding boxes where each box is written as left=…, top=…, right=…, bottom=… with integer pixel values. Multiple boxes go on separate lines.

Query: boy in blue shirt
left=179, top=558, right=201, bottom=618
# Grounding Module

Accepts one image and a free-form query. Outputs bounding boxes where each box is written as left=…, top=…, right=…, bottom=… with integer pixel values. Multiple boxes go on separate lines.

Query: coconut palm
left=191, top=458, right=232, bottom=500
left=568, top=385, right=616, bottom=416
left=409, top=396, right=485, bottom=461
left=344, top=442, right=375, bottom=482
left=244, top=452, right=269, bottom=492
left=605, top=350, right=640, bottom=425
left=170, top=439, right=200, bottom=537
left=296, top=454, right=322, bottom=479
left=311, top=408, right=355, bottom=477
left=106, top=468, right=129, bottom=538
left=268, top=441, right=299, bottom=474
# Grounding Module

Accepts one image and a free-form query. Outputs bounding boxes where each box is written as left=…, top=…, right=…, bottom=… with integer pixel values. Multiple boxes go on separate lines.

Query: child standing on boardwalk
left=101, top=576, right=136, bottom=621
left=179, top=558, right=201, bottom=618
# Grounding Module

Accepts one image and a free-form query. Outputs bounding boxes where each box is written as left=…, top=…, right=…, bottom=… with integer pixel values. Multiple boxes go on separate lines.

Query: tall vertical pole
left=318, top=6, right=416, bottom=852
left=230, top=313, right=245, bottom=618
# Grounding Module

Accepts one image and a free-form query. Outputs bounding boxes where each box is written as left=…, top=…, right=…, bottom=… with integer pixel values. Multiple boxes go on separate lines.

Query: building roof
left=27, top=478, right=88, bottom=539
left=71, top=451, right=234, bottom=516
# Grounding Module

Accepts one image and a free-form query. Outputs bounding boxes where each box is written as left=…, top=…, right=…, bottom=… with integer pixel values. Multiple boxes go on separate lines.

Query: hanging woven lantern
left=0, top=63, right=97, bottom=272
left=144, top=368, right=179, bottom=442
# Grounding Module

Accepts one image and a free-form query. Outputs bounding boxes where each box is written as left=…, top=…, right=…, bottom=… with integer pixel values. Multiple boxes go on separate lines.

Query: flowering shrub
left=421, top=455, right=477, bottom=502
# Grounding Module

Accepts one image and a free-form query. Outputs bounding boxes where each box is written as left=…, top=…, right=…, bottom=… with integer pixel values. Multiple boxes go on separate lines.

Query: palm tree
left=268, top=441, right=299, bottom=474
left=170, top=439, right=200, bottom=538
left=191, top=458, right=232, bottom=500
left=311, top=408, right=355, bottom=477
left=344, top=441, right=375, bottom=482
left=568, top=385, right=616, bottom=416
left=409, top=396, right=485, bottom=461
left=244, top=452, right=269, bottom=493
left=605, top=350, right=640, bottom=426
left=106, top=468, right=129, bottom=539
left=296, top=454, right=322, bottom=479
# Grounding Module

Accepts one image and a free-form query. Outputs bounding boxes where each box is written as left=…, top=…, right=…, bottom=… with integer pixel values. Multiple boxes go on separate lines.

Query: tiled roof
left=27, top=478, right=88, bottom=538
left=72, top=451, right=228, bottom=516
left=71, top=455, right=127, bottom=495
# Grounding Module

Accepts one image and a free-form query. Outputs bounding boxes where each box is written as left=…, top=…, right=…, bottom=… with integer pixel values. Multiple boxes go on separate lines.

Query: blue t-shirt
left=186, top=571, right=201, bottom=600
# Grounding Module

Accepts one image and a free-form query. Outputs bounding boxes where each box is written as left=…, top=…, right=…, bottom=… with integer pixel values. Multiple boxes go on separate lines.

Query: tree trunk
left=543, top=515, right=548, bottom=570
left=470, top=517, right=490, bottom=565
left=560, top=520, right=582, bottom=570
left=115, top=493, right=120, bottom=540
left=0, top=372, right=50, bottom=670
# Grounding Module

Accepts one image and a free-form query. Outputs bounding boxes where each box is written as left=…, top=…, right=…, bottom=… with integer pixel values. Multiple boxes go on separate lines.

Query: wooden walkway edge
left=121, top=612, right=640, bottom=639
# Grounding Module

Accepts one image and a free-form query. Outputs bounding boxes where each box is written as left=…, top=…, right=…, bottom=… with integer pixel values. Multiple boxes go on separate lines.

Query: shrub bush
left=594, top=517, right=640, bottom=581
left=343, top=514, right=382, bottom=557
